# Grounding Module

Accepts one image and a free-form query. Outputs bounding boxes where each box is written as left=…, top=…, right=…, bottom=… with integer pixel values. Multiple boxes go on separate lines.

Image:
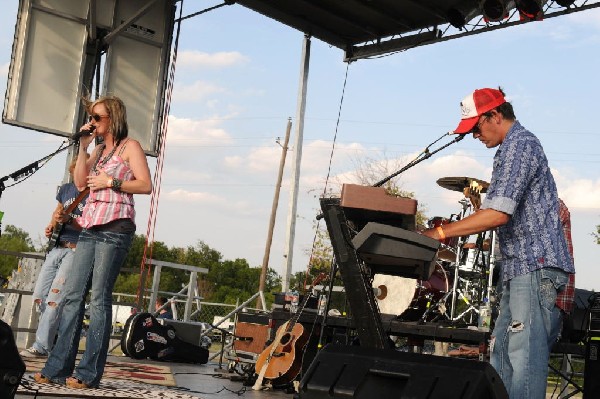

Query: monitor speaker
left=583, top=330, right=600, bottom=399
left=583, top=293, right=600, bottom=399
left=0, top=320, right=25, bottom=399
left=299, top=344, right=507, bottom=399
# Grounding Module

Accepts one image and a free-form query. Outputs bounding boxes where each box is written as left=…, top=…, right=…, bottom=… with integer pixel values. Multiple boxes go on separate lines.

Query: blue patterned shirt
left=481, top=121, right=575, bottom=281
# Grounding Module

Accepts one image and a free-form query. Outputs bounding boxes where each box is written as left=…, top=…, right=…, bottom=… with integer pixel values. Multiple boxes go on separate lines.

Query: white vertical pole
left=282, top=34, right=311, bottom=293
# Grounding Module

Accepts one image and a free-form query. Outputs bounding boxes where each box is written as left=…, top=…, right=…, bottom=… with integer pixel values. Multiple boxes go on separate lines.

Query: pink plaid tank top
left=79, top=140, right=135, bottom=228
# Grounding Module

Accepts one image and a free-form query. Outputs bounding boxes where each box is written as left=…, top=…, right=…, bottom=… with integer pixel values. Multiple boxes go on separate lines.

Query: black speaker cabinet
left=299, top=344, right=508, bottom=399
left=583, top=331, right=600, bottom=399
left=0, top=320, right=25, bottom=399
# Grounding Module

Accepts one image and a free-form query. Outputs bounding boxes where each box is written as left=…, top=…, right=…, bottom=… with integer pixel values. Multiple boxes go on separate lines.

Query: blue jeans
left=31, top=247, right=75, bottom=354
left=41, top=228, right=133, bottom=387
left=490, top=268, right=568, bottom=399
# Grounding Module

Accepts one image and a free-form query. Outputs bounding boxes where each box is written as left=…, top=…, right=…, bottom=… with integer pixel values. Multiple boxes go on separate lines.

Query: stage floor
left=12, top=348, right=584, bottom=399
left=15, top=354, right=290, bottom=399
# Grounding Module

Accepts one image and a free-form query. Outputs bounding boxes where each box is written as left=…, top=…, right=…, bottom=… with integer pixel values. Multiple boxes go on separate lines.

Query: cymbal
left=436, top=176, right=490, bottom=194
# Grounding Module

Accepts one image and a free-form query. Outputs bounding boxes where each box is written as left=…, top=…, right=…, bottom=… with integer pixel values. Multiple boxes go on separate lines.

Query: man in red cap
left=422, top=87, right=574, bottom=399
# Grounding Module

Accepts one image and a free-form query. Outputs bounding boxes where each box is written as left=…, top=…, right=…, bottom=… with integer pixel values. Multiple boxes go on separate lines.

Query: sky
left=0, top=2, right=599, bottom=292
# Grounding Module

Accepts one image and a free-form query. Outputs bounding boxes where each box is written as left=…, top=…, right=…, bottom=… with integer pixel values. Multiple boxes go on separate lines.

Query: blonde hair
left=82, top=95, right=129, bottom=146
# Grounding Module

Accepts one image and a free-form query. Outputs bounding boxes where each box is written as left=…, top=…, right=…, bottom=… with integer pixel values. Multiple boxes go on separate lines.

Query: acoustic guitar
left=46, top=187, right=89, bottom=252
left=253, top=273, right=326, bottom=388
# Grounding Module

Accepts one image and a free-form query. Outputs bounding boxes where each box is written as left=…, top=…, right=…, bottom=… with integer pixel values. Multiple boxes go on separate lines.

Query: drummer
left=422, top=87, right=574, bottom=399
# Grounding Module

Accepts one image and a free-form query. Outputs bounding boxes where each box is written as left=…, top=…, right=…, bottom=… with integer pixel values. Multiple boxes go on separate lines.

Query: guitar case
left=121, top=313, right=208, bottom=364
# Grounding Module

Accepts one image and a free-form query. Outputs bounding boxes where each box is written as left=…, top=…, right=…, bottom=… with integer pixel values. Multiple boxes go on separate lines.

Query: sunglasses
left=471, top=112, right=493, bottom=136
left=90, top=114, right=110, bottom=122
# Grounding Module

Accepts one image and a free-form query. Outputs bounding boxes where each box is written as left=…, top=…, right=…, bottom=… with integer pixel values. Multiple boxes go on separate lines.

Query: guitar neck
left=288, top=293, right=312, bottom=328
left=285, top=274, right=327, bottom=331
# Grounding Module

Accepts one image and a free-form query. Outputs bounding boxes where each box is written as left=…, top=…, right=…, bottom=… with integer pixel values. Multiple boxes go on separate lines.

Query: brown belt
left=58, top=241, right=77, bottom=249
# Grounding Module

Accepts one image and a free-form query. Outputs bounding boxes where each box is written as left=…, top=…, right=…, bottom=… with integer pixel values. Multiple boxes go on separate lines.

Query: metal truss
left=345, top=0, right=600, bottom=62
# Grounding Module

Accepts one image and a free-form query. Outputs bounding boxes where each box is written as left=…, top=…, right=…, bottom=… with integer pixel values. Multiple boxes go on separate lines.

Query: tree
left=114, top=234, right=176, bottom=296
left=594, top=224, right=600, bottom=245
left=208, top=258, right=260, bottom=304
left=114, top=237, right=226, bottom=304
left=0, top=225, right=35, bottom=280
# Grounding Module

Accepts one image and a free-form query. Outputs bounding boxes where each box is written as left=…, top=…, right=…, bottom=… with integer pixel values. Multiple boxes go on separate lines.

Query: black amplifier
left=590, top=293, right=600, bottom=331
left=584, top=330, right=600, bottom=399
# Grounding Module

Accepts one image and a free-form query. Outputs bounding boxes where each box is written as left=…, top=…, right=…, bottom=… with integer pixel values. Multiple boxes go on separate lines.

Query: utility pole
left=256, top=118, right=292, bottom=309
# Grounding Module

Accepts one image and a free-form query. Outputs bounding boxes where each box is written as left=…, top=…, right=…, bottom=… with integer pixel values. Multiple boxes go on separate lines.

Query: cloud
left=162, top=167, right=212, bottom=182
left=172, top=80, right=226, bottom=102
left=223, top=155, right=243, bottom=168
left=161, top=189, right=259, bottom=216
left=166, top=115, right=233, bottom=145
left=554, top=169, right=600, bottom=209
left=163, top=189, right=224, bottom=204
left=245, top=145, right=282, bottom=172
left=177, top=50, right=249, bottom=69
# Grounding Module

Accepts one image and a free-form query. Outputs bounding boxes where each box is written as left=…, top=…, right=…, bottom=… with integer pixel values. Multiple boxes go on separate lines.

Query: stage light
left=481, top=0, right=513, bottom=22
left=446, top=7, right=479, bottom=29
left=515, top=0, right=544, bottom=21
left=555, top=0, right=575, bottom=6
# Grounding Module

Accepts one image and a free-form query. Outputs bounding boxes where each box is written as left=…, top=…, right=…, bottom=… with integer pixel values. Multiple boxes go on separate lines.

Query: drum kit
left=373, top=176, right=499, bottom=327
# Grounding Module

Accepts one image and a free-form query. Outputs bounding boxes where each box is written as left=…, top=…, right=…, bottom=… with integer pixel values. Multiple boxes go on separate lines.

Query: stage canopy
left=233, top=0, right=600, bottom=61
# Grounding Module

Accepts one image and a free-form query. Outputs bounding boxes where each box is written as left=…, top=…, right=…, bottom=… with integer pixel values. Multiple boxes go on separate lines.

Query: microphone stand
left=0, top=139, right=76, bottom=237
left=373, top=133, right=465, bottom=188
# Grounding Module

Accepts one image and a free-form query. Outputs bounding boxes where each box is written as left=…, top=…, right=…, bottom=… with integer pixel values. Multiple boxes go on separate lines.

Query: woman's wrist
left=111, top=177, right=123, bottom=191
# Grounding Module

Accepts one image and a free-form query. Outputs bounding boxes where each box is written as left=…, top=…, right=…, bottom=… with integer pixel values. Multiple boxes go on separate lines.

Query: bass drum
left=373, top=263, right=450, bottom=321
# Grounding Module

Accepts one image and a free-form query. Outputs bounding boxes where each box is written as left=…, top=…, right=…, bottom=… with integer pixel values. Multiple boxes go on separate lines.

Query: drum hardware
left=446, top=196, right=473, bottom=321
left=419, top=284, right=450, bottom=323
left=485, top=230, right=498, bottom=305
left=449, top=284, right=480, bottom=325
left=433, top=175, right=498, bottom=327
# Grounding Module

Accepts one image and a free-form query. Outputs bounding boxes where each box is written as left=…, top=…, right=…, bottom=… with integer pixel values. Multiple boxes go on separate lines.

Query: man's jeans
left=31, top=247, right=75, bottom=354
left=491, top=268, right=568, bottom=399
left=41, top=228, right=133, bottom=387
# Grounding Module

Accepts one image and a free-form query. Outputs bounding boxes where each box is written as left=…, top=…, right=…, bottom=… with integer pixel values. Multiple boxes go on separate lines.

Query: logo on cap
left=460, top=102, right=472, bottom=118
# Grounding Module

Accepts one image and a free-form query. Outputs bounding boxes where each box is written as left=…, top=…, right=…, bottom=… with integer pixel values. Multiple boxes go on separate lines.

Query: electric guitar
left=253, top=273, right=327, bottom=389
left=46, top=187, right=89, bottom=252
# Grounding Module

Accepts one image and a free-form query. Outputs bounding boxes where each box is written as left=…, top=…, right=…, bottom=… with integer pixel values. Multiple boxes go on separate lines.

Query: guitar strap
left=64, top=187, right=91, bottom=216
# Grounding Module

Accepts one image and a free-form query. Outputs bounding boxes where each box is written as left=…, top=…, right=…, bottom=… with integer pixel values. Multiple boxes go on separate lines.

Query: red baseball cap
left=454, top=88, right=506, bottom=134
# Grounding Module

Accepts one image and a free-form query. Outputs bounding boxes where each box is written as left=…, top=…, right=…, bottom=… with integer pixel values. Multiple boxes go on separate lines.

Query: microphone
left=71, top=125, right=96, bottom=141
